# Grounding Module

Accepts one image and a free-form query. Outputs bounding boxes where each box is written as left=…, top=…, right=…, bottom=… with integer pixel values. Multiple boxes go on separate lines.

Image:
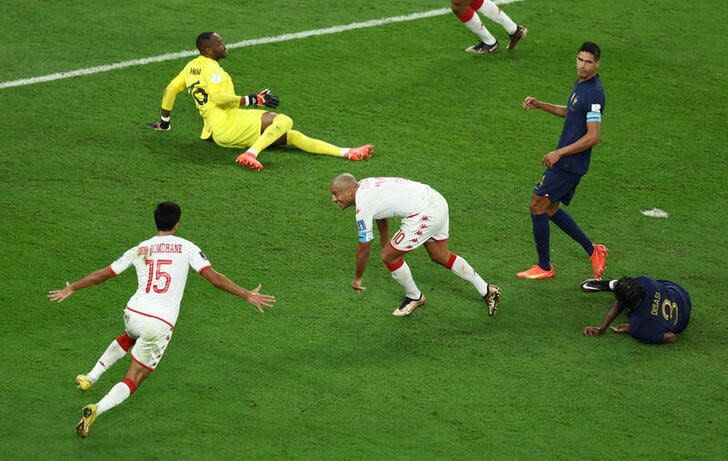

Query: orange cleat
left=344, top=145, right=373, bottom=161
left=236, top=152, right=263, bottom=171
left=590, top=244, right=608, bottom=279
left=516, top=265, right=555, bottom=279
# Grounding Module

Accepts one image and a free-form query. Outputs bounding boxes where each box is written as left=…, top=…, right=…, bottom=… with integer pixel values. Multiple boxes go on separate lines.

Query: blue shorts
left=533, top=168, right=583, bottom=206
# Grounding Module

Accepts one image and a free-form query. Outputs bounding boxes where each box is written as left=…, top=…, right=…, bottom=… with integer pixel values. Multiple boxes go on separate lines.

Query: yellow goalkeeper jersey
left=161, top=55, right=241, bottom=139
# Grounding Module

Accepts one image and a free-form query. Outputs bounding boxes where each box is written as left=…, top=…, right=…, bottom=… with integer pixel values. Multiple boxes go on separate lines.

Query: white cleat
left=392, top=294, right=426, bottom=317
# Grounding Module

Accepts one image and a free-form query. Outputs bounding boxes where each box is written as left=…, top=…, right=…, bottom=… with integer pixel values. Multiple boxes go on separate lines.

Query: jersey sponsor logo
left=199, top=250, right=208, bottom=260
left=591, top=104, right=601, bottom=112
left=190, top=68, right=201, bottom=75
left=211, top=73, right=222, bottom=83
left=357, top=219, right=366, bottom=231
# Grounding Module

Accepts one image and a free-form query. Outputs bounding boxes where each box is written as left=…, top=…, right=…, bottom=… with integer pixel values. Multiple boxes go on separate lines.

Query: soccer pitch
left=1, top=0, right=726, bottom=458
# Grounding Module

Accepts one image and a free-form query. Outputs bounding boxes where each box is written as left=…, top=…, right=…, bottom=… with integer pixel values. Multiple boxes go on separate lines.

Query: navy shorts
left=533, top=168, right=583, bottom=205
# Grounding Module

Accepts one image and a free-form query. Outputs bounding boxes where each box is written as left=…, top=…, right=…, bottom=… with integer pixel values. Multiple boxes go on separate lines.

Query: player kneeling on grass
left=148, top=32, right=372, bottom=171
left=48, top=201, right=275, bottom=438
left=581, top=276, right=691, bottom=344
left=330, top=173, right=501, bottom=317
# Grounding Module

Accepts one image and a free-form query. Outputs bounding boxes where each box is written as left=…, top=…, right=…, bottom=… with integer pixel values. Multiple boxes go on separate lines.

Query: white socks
left=87, top=340, right=127, bottom=383
left=449, top=255, right=489, bottom=297
left=477, top=0, right=518, bottom=35
left=464, top=15, right=497, bottom=45
left=96, top=381, right=132, bottom=416
left=389, top=260, right=422, bottom=300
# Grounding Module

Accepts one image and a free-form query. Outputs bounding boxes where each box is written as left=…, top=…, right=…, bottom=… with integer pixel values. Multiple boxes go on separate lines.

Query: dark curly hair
left=614, top=277, right=644, bottom=313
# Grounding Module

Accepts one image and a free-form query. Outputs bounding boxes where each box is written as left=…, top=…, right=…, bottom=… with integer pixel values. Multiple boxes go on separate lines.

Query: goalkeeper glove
left=147, top=120, right=170, bottom=131
left=245, top=88, right=279, bottom=108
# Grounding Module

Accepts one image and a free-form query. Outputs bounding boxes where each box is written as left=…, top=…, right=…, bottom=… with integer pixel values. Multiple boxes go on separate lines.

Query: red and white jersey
left=355, top=177, right=434, bottom=243
left=109, top=235, right=211, bottom=327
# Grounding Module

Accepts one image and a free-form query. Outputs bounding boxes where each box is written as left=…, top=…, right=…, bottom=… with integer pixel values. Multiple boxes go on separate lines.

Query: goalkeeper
left=149, top=32, right=372, bottom=171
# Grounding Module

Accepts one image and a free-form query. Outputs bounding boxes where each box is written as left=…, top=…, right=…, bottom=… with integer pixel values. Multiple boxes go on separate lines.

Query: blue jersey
left=627, top=276, right=692, bottom=344
left=554, top=75, right=605, bottom=175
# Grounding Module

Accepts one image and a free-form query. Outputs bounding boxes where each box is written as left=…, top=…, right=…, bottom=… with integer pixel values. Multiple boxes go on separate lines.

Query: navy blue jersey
left=627, top=276, right=692, bottom=344
left=554, top=75, right=605, bottom=175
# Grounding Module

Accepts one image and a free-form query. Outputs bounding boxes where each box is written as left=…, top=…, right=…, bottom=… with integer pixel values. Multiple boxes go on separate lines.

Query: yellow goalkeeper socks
left=286, top=130, right=345, bottom=157
left=248, top=114, right=293, bottom=155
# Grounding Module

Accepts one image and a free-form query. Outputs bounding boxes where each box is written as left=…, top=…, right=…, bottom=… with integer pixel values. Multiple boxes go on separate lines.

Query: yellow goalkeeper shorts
left=211, top=108, right=266, bottom=149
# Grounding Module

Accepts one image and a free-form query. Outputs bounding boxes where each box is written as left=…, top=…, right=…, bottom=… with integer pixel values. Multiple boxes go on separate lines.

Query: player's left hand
left=246, top=283, right=276, bottom=313
left=542, top=151, right=561, bottom=168
left=48, top=282, right=74, bottom=303
left=256, top=88, right=279, bottom=108
left=583, top=326, right=602, bottom=336
left=351, top=278, right=366, bottom=294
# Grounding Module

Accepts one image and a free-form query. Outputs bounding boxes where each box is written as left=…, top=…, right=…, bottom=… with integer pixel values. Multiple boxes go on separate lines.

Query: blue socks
left=550, top=209, right=594, bottom=255
left=531, top=213, right=551, bottom=270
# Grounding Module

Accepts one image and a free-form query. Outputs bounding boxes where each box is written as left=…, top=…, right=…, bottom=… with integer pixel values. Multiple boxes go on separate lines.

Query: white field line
left=0, top=0, right=523, bottom=90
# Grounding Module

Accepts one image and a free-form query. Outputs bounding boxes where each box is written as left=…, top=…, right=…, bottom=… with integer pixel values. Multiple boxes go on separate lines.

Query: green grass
left=1, top=0, right=727, bottom=458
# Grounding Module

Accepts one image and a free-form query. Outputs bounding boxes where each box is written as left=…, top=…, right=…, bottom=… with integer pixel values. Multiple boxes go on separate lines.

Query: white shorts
left=124, top=309, right=174, bottom=371
left=390, top=190, right=449, bottom=252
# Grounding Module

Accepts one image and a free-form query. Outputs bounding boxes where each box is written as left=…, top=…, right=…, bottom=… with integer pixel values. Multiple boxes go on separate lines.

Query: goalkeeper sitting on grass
left=148, top=32, right=372, bottom=171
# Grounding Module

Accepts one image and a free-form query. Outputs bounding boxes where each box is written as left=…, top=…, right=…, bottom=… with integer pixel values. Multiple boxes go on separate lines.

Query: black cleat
left=580, top=279, right=614, bottom=292
left=465, top=41, right=500, bottom=54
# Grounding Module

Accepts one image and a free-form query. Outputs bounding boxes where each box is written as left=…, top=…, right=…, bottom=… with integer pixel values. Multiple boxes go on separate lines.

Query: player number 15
left=145, top=259, right=172, bottom=294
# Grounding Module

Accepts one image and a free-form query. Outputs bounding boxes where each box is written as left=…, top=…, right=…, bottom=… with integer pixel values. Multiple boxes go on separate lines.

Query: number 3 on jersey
left=145, top=259, right=172, bottom=294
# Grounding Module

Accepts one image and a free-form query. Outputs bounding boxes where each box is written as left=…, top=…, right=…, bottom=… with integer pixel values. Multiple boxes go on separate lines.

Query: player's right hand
left=522, top=96, right=539, bottom=110
left=147, top=120, right=171, bottom=131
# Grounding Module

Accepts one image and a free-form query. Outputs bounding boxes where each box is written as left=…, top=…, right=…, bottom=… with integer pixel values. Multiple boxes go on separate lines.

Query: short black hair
left=196, top=32, right=216, bottom=52
left=579, top=41, right=601, bottom=60
left=154, top=201, right=181, bottom=231
left=614, top=277, right=644, bottom=313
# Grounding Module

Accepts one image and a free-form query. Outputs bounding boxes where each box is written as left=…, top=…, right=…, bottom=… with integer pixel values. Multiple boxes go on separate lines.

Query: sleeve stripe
left=586, top=111, right=602, bottom=122
left=197, top=264, right=212, bottom=274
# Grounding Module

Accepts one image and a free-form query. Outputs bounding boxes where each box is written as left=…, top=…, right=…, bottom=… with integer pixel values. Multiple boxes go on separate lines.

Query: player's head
left=330, top=173, right=358, bottom=210
left=197, top=32, right=227, bottom=60
left=614, top=277, right=644, bottom=313
left=154, top=201, right=181, bottom=232
left=576, top=41, right=600, bottom=81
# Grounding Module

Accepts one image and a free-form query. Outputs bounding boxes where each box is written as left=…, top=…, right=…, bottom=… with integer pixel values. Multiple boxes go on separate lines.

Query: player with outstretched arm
left=148, top=32, right=372, bottom=171
left=49, top=202, right=276, bottom=438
